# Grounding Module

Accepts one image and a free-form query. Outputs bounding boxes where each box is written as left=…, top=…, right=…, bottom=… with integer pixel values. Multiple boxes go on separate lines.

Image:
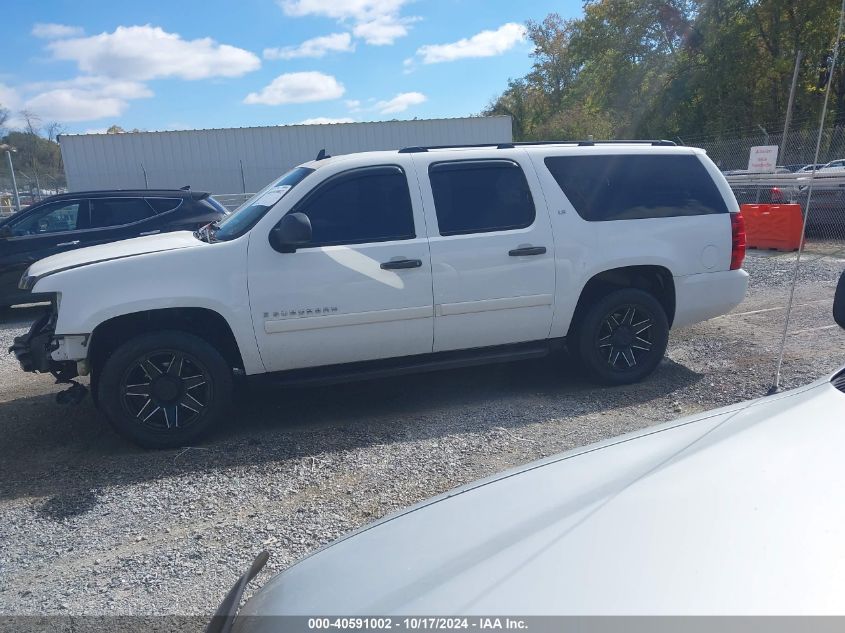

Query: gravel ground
left=1, top=249, right=844, bottom=616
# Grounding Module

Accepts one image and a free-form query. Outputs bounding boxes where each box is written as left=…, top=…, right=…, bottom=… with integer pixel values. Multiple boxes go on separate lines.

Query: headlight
left=18, top=273, right=37, bottom=291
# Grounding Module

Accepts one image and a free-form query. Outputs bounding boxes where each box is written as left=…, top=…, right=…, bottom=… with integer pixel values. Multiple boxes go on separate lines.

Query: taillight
left=730, top=212, right=746, bottom=270
left=770, top=187, right=783, bottom=203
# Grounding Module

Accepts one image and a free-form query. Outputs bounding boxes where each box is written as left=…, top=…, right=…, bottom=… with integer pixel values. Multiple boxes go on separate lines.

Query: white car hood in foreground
left=26, top=231, right=202, bottom=280
left=239, top=375, right=845, bottom=618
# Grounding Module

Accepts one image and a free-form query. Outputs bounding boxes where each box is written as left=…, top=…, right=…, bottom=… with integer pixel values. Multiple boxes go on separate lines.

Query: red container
left=739, top=204, right=804, bottom=252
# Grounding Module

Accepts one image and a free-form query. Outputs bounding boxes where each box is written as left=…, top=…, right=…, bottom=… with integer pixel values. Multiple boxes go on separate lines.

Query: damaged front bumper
left=9, top=309, right=83, bottom=381
left=10, top=311, right=58, bottom=373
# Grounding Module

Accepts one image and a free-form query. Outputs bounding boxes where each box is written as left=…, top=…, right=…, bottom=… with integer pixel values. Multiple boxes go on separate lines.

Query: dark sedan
left=0, top=189, right=227, bottom=307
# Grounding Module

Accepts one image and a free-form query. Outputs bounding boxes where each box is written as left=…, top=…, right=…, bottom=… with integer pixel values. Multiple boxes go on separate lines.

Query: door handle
left=56, top=240, right=81, bottom=247
left=508, top=246, right=546, bottom=257
left=381, top=258, right=423, bottom=270
left=139, top=230, right=160, bottom=236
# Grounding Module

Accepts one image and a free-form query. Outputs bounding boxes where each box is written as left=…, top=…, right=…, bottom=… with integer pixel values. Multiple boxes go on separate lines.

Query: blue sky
left=0, top=0, right=581, bottom=134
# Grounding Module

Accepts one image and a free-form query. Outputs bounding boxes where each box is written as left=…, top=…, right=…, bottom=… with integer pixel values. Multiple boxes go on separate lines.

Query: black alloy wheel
left=575, top=288, right=669, bottom=385
left=596, top=304, right=656, bottom=371
left=120, top=350, right=212, bottom=431
left=98, top=331, right=233, bottom=449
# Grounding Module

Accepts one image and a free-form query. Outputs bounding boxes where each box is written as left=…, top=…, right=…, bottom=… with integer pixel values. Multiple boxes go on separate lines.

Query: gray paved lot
left=1, top=250, right=844, bottom=615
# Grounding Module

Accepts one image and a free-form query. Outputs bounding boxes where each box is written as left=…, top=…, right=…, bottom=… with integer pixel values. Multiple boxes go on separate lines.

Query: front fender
left=31, top=240, right=265, bottom=375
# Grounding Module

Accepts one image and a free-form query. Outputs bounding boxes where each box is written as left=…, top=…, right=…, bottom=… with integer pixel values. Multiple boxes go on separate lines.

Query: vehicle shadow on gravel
left=0, top=352, right=702, bottom=504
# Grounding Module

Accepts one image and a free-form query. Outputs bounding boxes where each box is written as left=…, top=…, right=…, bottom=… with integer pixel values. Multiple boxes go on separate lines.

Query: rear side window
left=89, top=198, right=156, bottom=228
left=145, top=197, right=182, bottom=213
left=429, top=160, right=535, bottom=236
left=544, top=154, right=728, bottom=221
left=294, top=165, right=415, bottom=247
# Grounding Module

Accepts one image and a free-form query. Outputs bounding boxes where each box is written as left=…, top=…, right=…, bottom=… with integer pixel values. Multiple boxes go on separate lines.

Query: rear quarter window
left=544, top=154, right=728, bottom=221
left=145, top=197, right=183, bottom=213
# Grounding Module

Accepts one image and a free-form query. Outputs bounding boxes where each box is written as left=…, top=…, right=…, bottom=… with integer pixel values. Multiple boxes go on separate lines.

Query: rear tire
left=574, top=288, right=669, bottom=385
left=97, top=331, right=233, bottom=449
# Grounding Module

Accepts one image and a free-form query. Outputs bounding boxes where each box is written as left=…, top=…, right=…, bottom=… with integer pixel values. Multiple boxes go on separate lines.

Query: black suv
left=0, top=189, right=227, bottom=307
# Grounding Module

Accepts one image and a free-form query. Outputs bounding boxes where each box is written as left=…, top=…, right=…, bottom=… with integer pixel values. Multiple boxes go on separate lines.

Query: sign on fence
left=747, top=145, right=780, bottom=172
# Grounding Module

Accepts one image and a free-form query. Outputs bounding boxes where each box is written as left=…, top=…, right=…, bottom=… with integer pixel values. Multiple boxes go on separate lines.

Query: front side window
left=9, top=200, right=85, bottom=236
left=292, top=166, right=415, bottom=247
left=544, top=154, right=729, bottom=221
left=429, top=160, right=536, bottom=236
left=89, top=198, right=156, bottom=228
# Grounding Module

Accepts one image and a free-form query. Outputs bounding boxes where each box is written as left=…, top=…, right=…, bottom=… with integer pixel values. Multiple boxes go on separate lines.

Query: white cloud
left=244, top=72, right=345, bottom=105
left=278, top=0, right=416, bottom=45
left=0, top=77, right=153, bottom=124
left=414, top=23, right=526, bottom=64
left=352, top=16, right=414, bottom=46
left=300, top=117, right=356, bottom=125
left=0, top=83, right=22, bottom=110
left=345, top=99, right=362, bottom=110
left=264, top=32, right=354, bottom=60
left=24, top=76, right=151, bottom=99
left=0, top=84, right=23, bottom=128
left=47, top=25, right=261, bottom=80
left=26, top=91, right=127, bottom=122
left=376, top=91, right=426, bottom=114
left=82, top=127, right=110, bottom=134
left=32, top=23, right=84, bottom=39
left=22, top=77, right=153, bottom=122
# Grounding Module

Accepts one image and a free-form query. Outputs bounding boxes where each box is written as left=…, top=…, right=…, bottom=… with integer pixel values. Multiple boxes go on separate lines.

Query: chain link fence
left=686, top=125, right=845, bottom=256
left=686, top=124, right=845, bottom=390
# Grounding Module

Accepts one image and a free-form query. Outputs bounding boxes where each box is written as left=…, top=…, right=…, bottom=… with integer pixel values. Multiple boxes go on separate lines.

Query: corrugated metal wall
left=59, top=117, right=513, bottom=194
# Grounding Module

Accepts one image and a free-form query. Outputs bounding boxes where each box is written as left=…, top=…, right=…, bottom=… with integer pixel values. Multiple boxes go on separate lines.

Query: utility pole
left=780, top=50, right=804, bottom=166
left=1, top=145, right=21, bottom=213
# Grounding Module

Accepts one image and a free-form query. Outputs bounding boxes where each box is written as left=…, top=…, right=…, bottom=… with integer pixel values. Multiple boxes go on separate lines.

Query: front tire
left=97, top=331, right=233, bottom=449
left=574, top=288, right=669, bottom=385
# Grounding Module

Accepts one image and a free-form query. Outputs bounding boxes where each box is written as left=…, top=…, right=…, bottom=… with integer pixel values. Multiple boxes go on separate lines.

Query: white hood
left=238, top=374, right=845, bottom=618
left=26, top=231, right=203, bottom=280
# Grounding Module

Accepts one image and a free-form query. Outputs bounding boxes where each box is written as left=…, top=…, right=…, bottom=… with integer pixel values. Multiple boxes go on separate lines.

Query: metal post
left=239, top=159, right=246, bottom=194
left=780, top=50, right=803, bottom=165
left=141, top=163, right=149, bottom=188
left=5, top=150, right=21, bottom=212
left=754, top=126, right=769, bottom=203
left=772, top=0, right=845, bottom=392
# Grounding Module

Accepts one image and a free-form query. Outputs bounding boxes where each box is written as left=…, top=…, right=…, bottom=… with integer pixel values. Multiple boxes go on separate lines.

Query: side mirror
left=269, top=212, right=312, bottom=253
left=834, top=270, right=845, bottom=329
left=0, top=225, right=12, bottom=239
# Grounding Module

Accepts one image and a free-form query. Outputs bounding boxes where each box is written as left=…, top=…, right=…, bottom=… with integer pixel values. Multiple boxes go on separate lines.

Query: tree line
left=3, top=0, right=842, bottom=189
left=485, top=0, right=843, bottom=142
left=0, top=108, right=66, bottom=195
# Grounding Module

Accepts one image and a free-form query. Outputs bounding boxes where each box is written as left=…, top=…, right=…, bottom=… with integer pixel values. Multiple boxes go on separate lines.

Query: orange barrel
left=739, top=203, right=803, bottom=251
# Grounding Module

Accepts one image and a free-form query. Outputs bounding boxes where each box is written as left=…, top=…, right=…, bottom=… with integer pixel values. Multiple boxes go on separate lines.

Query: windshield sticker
left=253, top=185, right=292, bottom=208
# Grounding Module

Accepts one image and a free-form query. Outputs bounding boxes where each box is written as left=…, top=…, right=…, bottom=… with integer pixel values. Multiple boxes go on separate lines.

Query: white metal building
left=59, top=116, right=513, bottom=195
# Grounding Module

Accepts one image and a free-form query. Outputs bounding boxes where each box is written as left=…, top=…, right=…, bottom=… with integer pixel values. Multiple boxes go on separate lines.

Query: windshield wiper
left=206, top=551, right=269, bottom=633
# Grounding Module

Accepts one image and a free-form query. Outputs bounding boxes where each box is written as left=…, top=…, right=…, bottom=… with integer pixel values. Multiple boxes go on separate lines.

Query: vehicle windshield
left=212, top=166, right=315, bottom=241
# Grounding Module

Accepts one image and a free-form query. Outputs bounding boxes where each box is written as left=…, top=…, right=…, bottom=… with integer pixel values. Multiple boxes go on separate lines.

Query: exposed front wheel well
left=569, top=265, right=676, bottom=336
left=88, top=308, right=244, bottom=382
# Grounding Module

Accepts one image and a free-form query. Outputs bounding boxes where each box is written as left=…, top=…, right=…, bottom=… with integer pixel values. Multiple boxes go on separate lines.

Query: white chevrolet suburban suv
left=11, top=141, right=748, bottom=448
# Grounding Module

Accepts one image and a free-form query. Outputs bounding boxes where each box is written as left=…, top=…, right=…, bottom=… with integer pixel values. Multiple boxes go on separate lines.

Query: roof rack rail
left=397, top=139, right=676, bottom=153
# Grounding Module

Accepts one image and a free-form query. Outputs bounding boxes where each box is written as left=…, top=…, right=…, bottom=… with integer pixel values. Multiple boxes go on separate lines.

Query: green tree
left=486, top=0, right=843, bottom=141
